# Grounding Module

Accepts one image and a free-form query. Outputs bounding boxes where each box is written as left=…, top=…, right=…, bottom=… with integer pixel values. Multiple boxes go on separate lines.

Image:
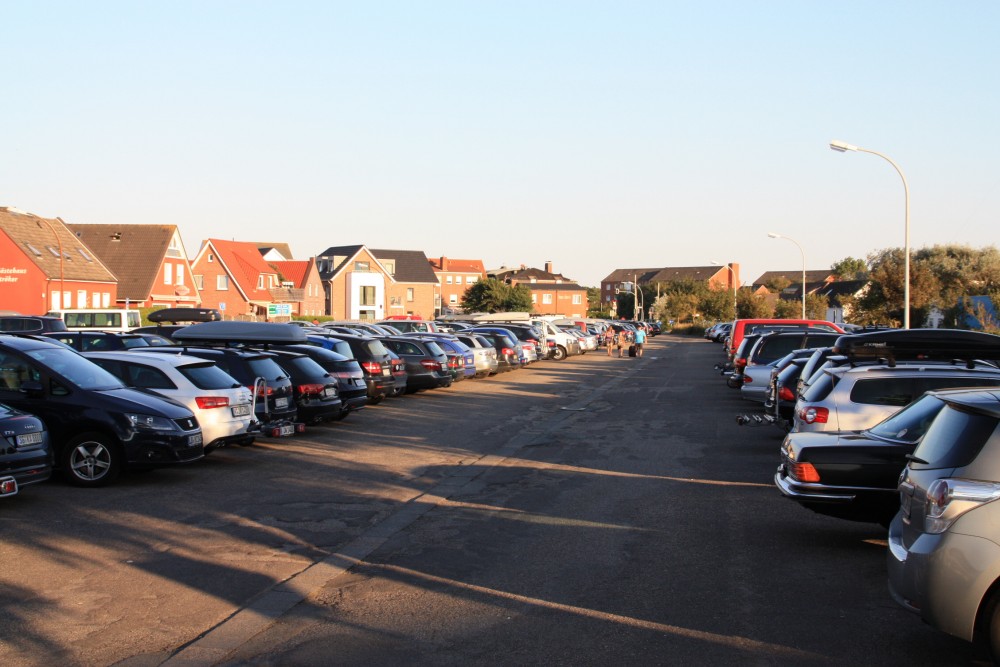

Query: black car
left=0, top=335, right=204, bottom=487
left=0, top=402, right=52, bottom=496
left=313, top=332, right=395, bottom=404
left=261, top=349, right=342, bottom=424
left=381, top=337, right=452, bottom=392
left=274, top=344, right=368, bottom=419
left=0, top=315, right=67, bottom=335
left=774, top=387, right=981, bottom=525
left=468, top=331, right=519, bottom=373
left=44, top=331, right=157, bottom=352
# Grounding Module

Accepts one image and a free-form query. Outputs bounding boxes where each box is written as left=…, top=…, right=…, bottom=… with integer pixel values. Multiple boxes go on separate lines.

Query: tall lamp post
left=829, top=140, right=910, bottom=329
left=36, top=218, right=65, bottom=310
left=632, top=274, right=644, bottom=321
left=710, top=261, right=738, bottom=318
left=767, top=232, right=806, bottom=318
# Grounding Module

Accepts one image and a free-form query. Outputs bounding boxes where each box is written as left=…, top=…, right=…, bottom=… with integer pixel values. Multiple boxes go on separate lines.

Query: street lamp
left=710, top=261, right=738, bottom=317
left=632, top=274, right=644, bottom=321
left=767, top=232, right=806, bottom=318
left=830, top=140, right=910, bottom=329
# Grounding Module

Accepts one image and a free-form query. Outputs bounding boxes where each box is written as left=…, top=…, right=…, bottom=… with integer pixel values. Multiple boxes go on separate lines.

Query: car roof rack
left=173, top=321, right=307, bottom=347
left=148, top=308, right=224, bottom=324
left=832, top=329, right=1000, bottom=364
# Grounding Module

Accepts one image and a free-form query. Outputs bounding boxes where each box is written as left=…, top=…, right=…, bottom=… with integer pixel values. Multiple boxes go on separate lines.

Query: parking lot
left=0, top=335, right=986, bottom=666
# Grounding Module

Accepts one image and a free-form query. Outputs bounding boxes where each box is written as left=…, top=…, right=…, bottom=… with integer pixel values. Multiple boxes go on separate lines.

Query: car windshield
left=247, top=357, right=288, bottom=382
left=26, top=347, right=123, bottom=390
left=363, top=339, right=390, bottom=357
left=178, top=363, right=241, bottom=390
left=867, top=394, right=948, bottom=443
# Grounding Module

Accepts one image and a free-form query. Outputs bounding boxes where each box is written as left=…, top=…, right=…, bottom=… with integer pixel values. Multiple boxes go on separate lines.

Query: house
left=815, top=280, right=869, bottom=324
left=190, top=239, right=284, bottom=320
left=255, top=243, right=294, bottom=262
left=371, top=249, right=439, bottom=319
left=600, top=265, right=741, bottom=311
left=752, top=270, right=836, bottom=297
left=269, top=258, right=325, bottom=318
left=0, top=207, right=118, bottom=313
left=428, top=256, right=486, bottom=315
left=69, top=224, right=200, bottom=309
left=490, top=262, right=589, bottom=317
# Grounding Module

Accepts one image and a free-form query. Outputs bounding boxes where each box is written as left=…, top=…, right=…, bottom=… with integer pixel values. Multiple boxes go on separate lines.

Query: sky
left=3, top=2, right=999, bottom=289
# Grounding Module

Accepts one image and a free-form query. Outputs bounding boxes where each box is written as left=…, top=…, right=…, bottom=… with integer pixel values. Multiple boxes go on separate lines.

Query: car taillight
left=297, top=383, right=325, bottom=396
left=778, top=386, right=795, bottom=402
left=735, top=358, right=747, bottom=369
left=361, top=361, right=382, bottom=374
left=247, top=384, right=274, bottom=397
left=195, top=396, right=230, bottom=409
left=546, top=341, right=555, bottom=348
left=502, top=347, right=515, bottom=356
left=420, top=359, right=442, bottom=371
left=743, top=375, right=752, bottom=384
left=798, top=406, right=829, bottom=424
left=789, top=462, right=821, bottom=483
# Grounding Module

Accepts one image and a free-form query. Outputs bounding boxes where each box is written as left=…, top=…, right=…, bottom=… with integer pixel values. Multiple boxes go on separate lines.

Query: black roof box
left=832, top=328, right=1000, bottom=362
left=148, top=308, right=223, bottom=324
left=173, top=321, right=307, bottom=345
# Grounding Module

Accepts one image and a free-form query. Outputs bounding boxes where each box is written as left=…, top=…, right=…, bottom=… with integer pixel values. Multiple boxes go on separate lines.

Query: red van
left=727, top=318, right=845, bottom=359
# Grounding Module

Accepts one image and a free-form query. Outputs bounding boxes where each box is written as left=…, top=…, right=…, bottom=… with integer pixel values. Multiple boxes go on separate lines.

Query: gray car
left=791, top=362, right=1000, bottom=433
left=887, top=388, right=1000, bottom=661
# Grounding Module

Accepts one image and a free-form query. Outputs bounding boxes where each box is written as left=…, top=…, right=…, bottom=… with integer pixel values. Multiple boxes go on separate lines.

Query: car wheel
left=552, top=345, right=567, bottom=361
left=237, top=437, right=256, bottom=446
left=61, top=433, right=121, bottom=487
left=985, top=589, right=1000, bottom=663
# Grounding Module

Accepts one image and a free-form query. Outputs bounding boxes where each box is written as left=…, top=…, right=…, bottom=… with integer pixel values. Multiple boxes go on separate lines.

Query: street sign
left=267, top=303, right=292, bottom=317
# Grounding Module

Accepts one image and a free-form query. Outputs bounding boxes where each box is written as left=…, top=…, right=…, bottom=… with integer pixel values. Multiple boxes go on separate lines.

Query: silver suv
left=792, top=362, right=1000, bottom=433
left=887, top=389, right=1000, bottom=661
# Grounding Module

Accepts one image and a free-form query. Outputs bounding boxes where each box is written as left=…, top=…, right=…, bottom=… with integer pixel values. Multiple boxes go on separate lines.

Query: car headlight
left=125, top=413, right=177, bottom=431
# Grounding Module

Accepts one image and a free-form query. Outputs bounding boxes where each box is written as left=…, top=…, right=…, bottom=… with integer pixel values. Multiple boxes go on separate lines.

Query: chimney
left=440, top=256, right=449, bottom=271
left=544, top=261, right=553, bottom=274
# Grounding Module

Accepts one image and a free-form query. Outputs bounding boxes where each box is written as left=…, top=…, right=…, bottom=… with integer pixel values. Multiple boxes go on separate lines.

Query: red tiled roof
left=206, top=238, right=278, bottom=300
left=428, top=257, right=486, bottom=274
left=270, top=260, right=309, bottom=288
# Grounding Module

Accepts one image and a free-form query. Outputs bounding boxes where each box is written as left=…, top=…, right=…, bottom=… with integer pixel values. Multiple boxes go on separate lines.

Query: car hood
left=94, top=387, right=196, bottom=419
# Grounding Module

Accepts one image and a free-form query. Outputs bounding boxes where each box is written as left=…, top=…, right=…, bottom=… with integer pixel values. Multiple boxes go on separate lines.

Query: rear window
left=425, top=341, right=447, bottom=357
left=388, top=340, right=422, bottom=355
left=909, top=405, right=1000, bottom=469
left=247, top=357, right=288, bottom=382
left=851, top=376, right=1000, bottom=407
left=868, top=394, right=947, bottom=443
left=277, top=356, right=328, bottom=381
left=802, top=372, right=838, bottom=402
left=362, top=339, right=390, bottom=357
left=754, top=336, right=804, bottom=363
left=179, top=363, right=240, bottom=390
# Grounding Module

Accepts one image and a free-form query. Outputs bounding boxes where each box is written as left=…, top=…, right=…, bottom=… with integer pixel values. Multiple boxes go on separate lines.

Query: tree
left=737, top=290, right=774, bottom=319
left=460, top=278, right=533, bottom=313
left=831, top=257, right=869, bottom=281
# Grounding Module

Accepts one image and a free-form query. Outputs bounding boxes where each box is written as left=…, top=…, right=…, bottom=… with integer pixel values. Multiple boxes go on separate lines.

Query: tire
left=984, top=589, right=1000, bottom=663
left=237, top=437, right=256, bottom=447
left=61, top=433, right=121, bottom=487
left=552, top=345, right=567, bottom=361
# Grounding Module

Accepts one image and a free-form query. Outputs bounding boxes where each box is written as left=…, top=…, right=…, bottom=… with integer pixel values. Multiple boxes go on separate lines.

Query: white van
left=46, top=309, right=142, bottom=333
left=469, top=312, right=582, bottom=360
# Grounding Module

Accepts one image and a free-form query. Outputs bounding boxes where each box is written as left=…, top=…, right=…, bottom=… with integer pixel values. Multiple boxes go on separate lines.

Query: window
left=354, top=261, right=370, bottom=271
left=217, top=275, right=229, bottom=290
left=446, top=276, right=453, bottom=284
left=208, top=254, right=214, bottom=262
left=77, top=290, right=88, bottom=308
left=382, top=260, right=395, bottom=276
left=449, top=294, right=458, bottom=304
left=166, top=235, right=183, bottom=258
left=467, top=276, right=478, bottom=284
left=78, top=248, right=93, bottom=262
left=176, top=265, right=184, bottom=285
left=572, top=294, right=582, bottom=304
left=92, top=292, right=100, bottom=307
left=102, top=293, right=110, bottom=307
left=360, top=285, right=376, bottom=306
left=390, top=296, right=402, bottom=306
left=193, top=275, right=204, bottom=290
left=406, top=288, right=414, bottom=302
left=164, top=263, right=173, bottom=285
left=542, top=294, right=553, bottom=305
left=258, top=275, right=265, bottom=289
left=531, top=294, right=537, bottom=304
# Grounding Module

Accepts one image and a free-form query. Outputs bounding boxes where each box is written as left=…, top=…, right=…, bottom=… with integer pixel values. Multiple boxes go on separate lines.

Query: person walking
left=605, top=328, right=615, bottom=356
left=617, top=329, right=628, bottom=358
left=634, top=326, right=647, bottom=358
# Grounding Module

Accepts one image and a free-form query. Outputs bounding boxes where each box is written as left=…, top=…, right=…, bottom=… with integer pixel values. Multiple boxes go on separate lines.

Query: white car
left=84, top=351, right=256, bottom=449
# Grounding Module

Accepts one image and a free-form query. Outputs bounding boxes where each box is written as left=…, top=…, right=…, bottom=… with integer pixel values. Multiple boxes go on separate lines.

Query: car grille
left=174, top=417, right=199, bottom=431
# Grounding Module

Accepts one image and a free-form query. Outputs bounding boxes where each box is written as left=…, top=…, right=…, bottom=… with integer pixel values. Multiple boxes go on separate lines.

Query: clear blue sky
left=4, top=2, right=998, bottom=288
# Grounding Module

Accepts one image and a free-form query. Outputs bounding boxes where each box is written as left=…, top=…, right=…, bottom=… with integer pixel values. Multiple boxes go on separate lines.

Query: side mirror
left=20, top=380, right=45, bottom=398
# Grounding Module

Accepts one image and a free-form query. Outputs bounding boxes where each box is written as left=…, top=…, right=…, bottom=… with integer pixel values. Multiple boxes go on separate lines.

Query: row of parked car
left=0, top=310, right=658, bottom=497
left=708, top=318, right=1000, bottom=662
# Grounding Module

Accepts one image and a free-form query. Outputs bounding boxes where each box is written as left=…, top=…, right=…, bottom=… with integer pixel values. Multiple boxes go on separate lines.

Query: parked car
left=0, top=402, right=52, bottom=497
left=0, top=335, right=204, bottom=486
left=314, top=332, right=395, bottom=404
left=0, top=315, right=67, bottom=335
left=253, top=349, right=343, bottom=424
left=726, top=318, right=845, bottom=360
left=740, top=332, right=843, bottom=402
left=381, top=337, right=452, bottom=392
left=84, top=351, right=255, bottom=449
left=469, top=326, right=529, bottom=366
left=44, top=331, right=159, bottom=352
left=453, top=333, right=499, bottom=377
left=469, top=331, right=520, bottom=373
left=273, top=344, right=369, bottom=419
left=377, top=319, right=441, bottom=333
left=775, top=387, right=978, bottom=525
left=385, top=349, right=409, bottom=396
left=423, top=335, right=476, bottom=380
left=887, top=388, right=1000, bottom=660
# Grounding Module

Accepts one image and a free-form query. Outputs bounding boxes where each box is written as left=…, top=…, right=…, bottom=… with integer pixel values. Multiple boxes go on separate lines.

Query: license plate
left=323, top=387, right=336, bottom=398
left=275, top=397, right=289, bottom=409
left=382, top=368, right=391, bottom=376
left=16, top=432, right=43, bottom=447
left=187, top=433, right=203, bottom=447
left=277, top=424, right=294, bottom=436
left=231, top=404, right=251, bottom=417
